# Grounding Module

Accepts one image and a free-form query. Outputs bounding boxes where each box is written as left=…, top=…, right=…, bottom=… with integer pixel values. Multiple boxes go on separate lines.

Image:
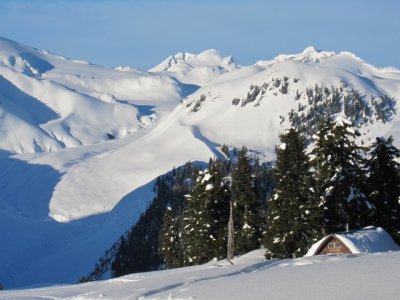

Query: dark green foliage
left=372, top=94, right=397, bottom=123
left=87, top=121, right=400, bottom=277
left=263, top=120, right=399, bottom=259
left=273, top=78, right=281, bottom=88
left=190, top=94, right=207, bottom=112
left=157, top=164, right=201, bottom=269
left=162, top=150, right=273, bottom=266
left=265, top=128, right=321, bottom=259
left=111, top=236, right=129, bottom=277
left=253, top=159, right=274, bottom=211
left=310, top=118, right=370, bottom=234
left=241, top=85, right=261, bottom=107
left=228, top=80, right=396, bottom=135
left=279, top=77, right=289, bottom=94
left=295, top=90, right=301, bottom=101
left=182, top=170, right=215, bottom=265
left=233, top=78, right=288, bottom=107
left=182, top=153, right=271, bottom=264
left=80, top=242, right=120, bottom=282
left=111, top=191, right=166, bottom=276
left=159, top=204, right=184, bottom=268
left=183, top=160, right=231, bottom=265
left=287, top=84, right=388, bottom=138
left=111, top=163, right=200, bottom=277
left=208, top=160, right=232, bottom=255
left=231, top=147, right=263, bottom=255
left=367, top=136, right=400, bottom=243
left=232, top=98, right=240, bottom=106
left=264, top=121, right=399, bottom=259
left=221, top=144, right=229, bottom=157
left=107, top=132, right=115, bottom=140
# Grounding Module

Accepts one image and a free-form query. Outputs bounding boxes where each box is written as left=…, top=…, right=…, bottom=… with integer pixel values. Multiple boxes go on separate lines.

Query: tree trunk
left=227, top=200, right=234, bottom=261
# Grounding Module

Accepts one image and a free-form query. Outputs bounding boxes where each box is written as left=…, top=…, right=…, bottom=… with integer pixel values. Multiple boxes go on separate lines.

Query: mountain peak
left=302, top=46, right=319, bottom=54
left=148, top=52, right=195, bottom=72
left=196, top=49, right=236, bottom=68
left=273, top=46, right=336, bottom=64
left=149, top=49, right=237, bottom=73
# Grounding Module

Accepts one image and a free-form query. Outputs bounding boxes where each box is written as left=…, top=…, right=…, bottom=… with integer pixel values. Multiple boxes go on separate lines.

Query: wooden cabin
left=313, top=235, right=352, bottom=255
left=306, top=226, right=400, bottom=256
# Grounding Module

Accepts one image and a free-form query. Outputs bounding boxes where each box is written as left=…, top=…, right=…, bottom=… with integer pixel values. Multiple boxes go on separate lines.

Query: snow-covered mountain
left=0, top=37, right=189, bottom=153
left=149, top=48, right=239, bottom=85
left=0, top=37, right=399, bottom=289
left=178, top=48, right=400, bottom=154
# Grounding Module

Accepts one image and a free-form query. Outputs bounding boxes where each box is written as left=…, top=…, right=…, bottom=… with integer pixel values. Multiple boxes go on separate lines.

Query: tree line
left=111, top=150, right=273, bottom=277
left=159, top=148, right=273, bottom=268
left=88, top=117, right=400, bottom=280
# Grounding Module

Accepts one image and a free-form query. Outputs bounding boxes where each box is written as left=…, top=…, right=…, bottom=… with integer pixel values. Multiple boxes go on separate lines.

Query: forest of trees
left=110, top=149, right=274, bottom=277
left=159, top=148, right=272, bottom=269
left=265, top=118, right=400, bottom=258
left=87, top=117, right=400, bottom=281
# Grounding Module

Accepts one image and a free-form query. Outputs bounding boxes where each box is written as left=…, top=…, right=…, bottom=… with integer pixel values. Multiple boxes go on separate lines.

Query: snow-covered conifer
left=265, top=128, right=320, bottom=259
left=183, top=159, right=230, bottom=265
left=310, top=118, right=369, bottom=233
left=231, top=147, right=263, bottom=255
left=367, top=136, right=400, bottom=242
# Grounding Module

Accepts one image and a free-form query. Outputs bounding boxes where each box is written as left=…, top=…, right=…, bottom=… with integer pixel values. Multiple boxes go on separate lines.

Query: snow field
left=1, top=250, right=399, bottom=300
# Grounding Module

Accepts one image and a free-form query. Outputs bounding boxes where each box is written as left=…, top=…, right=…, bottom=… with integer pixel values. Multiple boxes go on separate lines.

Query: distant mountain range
left=0, top=37, right=399, bottom=288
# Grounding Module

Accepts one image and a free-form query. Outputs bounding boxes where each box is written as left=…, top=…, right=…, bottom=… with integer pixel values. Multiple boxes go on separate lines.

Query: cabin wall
left=316, top=237, right=351, bottom=255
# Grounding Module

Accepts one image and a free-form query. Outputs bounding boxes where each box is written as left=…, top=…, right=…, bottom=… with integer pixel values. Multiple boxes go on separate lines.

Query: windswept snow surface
left=1, top=37, right=400, bottom=288
left=1, top=250, right=400, bottom=300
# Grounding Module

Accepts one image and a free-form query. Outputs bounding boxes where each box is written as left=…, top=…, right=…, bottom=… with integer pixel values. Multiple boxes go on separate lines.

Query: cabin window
left=328, top=242, right=341, bottom=249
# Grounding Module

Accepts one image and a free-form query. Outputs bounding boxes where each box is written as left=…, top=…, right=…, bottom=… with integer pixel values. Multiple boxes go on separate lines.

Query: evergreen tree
left=111, top=198, right=165, bottom=277
left=182, top=169, right=213, bottom=265
left=265, top=128, right=321, bottom=259
left=111, top=163, right=199, bottom=276
left=227, top=199, right=235, bottom=260
left=207, top=159, right=231, bottom=257
left=107, top=154, right=274, bottom=277
left=182, top=159, right=230, bottom=265
left=367, top=136, right=400, bottom=242
left=310, top=118, right=369, bottom=234
left=231, top=147, right=263, bottom=255
left=159, top=204, right=184, bottom=268
left=158, top=163, right=200, bottom=268
left=111, top=236, right=128, bottom=277
left=253, top=159, right=274, bottom=211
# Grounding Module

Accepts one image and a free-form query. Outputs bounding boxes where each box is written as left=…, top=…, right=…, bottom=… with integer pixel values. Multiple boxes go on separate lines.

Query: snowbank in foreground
left=1, top=250, right=399, bottom=300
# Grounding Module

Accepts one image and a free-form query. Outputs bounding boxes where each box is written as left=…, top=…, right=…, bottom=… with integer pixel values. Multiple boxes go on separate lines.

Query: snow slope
left=1, top=250, right=399, bottom=300
left=0, top=37, right=184, bottom=153
left=177, top=49, right=400, bottom=156
left=0, top=37, right=400, bottom=289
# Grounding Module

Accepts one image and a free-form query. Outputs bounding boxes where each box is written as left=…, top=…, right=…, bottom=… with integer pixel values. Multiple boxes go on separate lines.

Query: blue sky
left=1, top=0, right=399, bottom=70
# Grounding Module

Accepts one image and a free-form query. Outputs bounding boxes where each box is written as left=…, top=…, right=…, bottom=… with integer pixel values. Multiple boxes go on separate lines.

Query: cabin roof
left=305, top=226, right=400, bottom=256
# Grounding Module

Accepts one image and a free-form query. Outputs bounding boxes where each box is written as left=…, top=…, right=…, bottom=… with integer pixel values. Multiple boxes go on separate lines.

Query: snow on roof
left=305, top=226, right=400, bottom=256
left=305, top=236, right=329, bottom=257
